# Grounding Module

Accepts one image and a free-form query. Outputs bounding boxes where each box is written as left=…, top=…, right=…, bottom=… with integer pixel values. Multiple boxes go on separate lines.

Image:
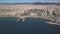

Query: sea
left=0, top=17, right=60, bottom=34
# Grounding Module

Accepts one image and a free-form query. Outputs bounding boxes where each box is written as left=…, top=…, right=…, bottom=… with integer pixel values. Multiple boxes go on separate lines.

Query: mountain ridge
left=0, top=2, right=60, bottom=5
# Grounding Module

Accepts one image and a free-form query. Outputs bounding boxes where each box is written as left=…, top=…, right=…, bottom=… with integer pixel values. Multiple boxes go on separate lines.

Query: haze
left=0, top=0, right=60, bottom=3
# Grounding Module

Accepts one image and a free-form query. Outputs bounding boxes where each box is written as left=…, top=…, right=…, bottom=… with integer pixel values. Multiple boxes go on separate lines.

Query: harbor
left=0, top=17, right=60, bottom=34
left=0, top=2, right=60, bottom=34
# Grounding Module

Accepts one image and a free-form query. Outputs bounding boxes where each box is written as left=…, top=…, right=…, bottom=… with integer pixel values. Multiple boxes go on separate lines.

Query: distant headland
left=0, top=2, right=60, bottom=5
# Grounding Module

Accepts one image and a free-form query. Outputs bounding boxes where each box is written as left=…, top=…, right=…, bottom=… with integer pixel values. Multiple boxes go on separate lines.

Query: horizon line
left=0, top=2, right=60, bottom=4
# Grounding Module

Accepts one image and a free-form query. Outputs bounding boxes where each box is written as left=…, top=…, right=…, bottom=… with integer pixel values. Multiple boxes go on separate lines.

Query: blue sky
left=0, top=0, right=60, bottom=3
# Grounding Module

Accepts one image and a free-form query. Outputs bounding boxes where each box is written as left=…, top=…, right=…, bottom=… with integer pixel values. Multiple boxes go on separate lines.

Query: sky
left=0, top=0, right=60, bottom=3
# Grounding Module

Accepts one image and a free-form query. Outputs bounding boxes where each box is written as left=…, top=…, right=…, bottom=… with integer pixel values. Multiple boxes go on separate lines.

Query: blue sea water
left=0, top=17, right=60, bottom=34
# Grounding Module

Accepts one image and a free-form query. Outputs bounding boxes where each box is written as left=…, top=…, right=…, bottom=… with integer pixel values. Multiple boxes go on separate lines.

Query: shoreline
left=1, top=16, right=60, bottom=26
left=46, top=22, right=60, bottom=25
left=0, top=16, right=19, bottom=17
left=0, top=16, right=52, bottom=19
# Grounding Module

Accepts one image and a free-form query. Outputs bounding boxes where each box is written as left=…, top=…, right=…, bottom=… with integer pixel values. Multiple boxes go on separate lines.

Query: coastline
left=0, top=16, right=60, bottom=26
left=0, top=16, right=52, bottom=19
left=46, top=22, right=60, bottom=25
left=0, top=16, right=18, bottom=17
